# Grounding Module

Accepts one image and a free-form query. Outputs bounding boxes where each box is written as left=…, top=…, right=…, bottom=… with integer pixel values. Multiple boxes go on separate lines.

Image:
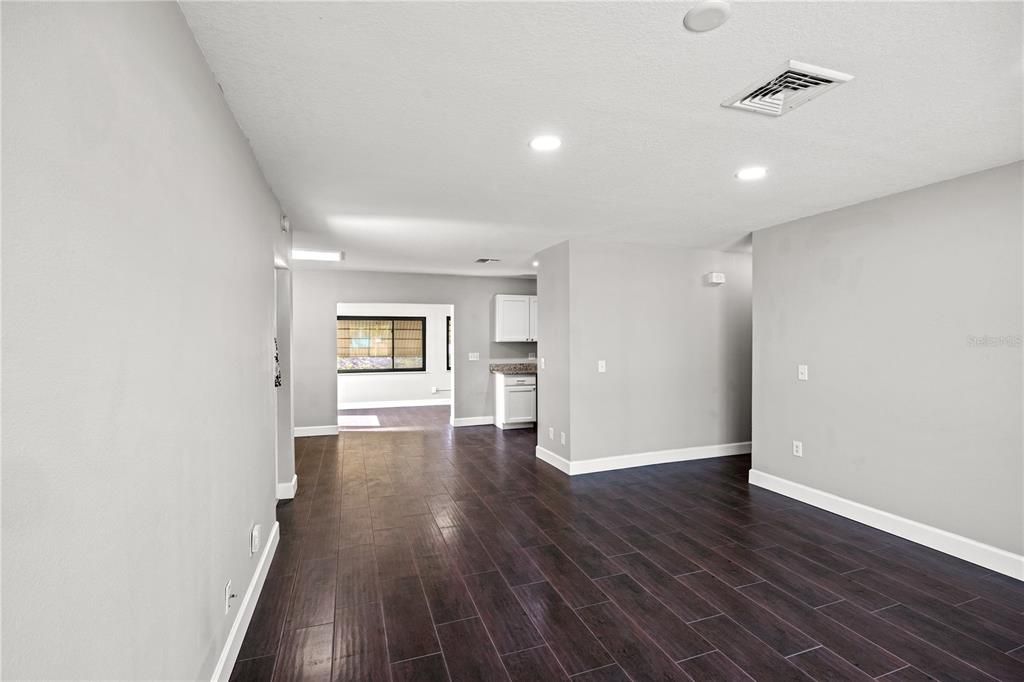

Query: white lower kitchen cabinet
left=494, top=373, right=536, bottom=430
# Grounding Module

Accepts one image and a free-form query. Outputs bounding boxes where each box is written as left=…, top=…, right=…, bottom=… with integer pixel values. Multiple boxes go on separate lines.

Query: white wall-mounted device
left=704, top=272, right=726, bottom=286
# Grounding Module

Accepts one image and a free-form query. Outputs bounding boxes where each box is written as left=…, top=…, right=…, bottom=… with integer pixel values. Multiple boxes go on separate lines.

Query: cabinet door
left=495, top=295, right=530, bottom=341
left=528, top=296, right=538, bottom=342
left=504, top=387, right=537, bottom=422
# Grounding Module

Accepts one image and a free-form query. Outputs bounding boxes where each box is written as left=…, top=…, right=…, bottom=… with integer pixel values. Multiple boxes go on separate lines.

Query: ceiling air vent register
left=722, top=60, right=853, bottom=117
left=475, top=258, right=501, bottom=264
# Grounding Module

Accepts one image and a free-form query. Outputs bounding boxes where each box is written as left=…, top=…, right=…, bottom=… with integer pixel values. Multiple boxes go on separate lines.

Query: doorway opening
left=335, top=301, right=455, bottom=432
left=274, top=267, right=296, bottom=499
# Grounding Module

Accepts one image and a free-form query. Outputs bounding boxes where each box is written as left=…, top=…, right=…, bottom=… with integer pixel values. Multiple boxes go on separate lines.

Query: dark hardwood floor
left=231, top=405, right=1024, bottom=681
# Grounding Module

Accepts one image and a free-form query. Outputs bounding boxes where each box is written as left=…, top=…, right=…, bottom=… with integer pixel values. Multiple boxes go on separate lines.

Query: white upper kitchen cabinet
left=494, top=294, right=538, bottom=342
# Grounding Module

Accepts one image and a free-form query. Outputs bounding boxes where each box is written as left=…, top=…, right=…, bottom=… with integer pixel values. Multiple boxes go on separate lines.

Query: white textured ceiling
left=182, top=1, right=1023, bottom=276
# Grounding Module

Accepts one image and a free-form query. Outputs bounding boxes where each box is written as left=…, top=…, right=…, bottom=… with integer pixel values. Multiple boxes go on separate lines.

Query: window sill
left=338, top=371, right=429, bottom=376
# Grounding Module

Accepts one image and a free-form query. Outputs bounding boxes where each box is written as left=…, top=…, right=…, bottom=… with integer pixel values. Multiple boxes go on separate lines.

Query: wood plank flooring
left=231, top=405, right=1024, bottom=681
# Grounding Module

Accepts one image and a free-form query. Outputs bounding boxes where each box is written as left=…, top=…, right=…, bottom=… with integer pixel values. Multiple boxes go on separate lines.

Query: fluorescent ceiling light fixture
left=735, top=166, right=767, bottom=181
left=530, top=135, right=562, bottom=152
left=292, top=249, right=341, bottom=262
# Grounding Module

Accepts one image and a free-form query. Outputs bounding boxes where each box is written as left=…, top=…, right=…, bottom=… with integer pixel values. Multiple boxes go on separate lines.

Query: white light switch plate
left=540, top=358, right=546, bottom=370
left=560, top=432, right=566, bottom=445
left=798, top=364, right=808, bottom=381
left=597, top=360, right=606, bottom=373
left=468, top=352, right=480, bottom=361
left=548, top=427, right=554, bottom=440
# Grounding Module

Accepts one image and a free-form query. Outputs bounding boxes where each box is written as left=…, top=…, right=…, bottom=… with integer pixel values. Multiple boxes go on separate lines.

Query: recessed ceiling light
left=735, top=166, right=767, bottom=181
left=529, top=135, right=562, bottom=152
left=532, top=260, right=540, bottom=267
left=292, top=249, right=341, bottom=262
left=683, top=1, right=732, bottom=33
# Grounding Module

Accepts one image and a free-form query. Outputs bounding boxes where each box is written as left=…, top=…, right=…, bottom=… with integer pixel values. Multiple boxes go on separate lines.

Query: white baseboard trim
left=536, top=441, right=750, bottom=476
left=276, top=474, right=297, bottom=500
left=294, top=425, right=338, bottom=437
left=496, top=421, right=534, bottom=430
left=451, top=415, right=494, bottom=427
left=536, top=445, right=571, bottom=474
left=338, top=398, right=450, bottom=410
left=210, top=521, right=280, bottom=681
left=748, top=469, right=1024, bottom=581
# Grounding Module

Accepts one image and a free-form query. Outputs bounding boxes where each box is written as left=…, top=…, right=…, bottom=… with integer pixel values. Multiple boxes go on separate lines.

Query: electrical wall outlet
left=798, top=364, right=809, bottom=381
left=468, top=352, right=480, bottom=361
left=548, top=427, right=555, bottom=440
left=560, top=432, right=566, bottom=445
left=792, top=440, right=803, bottom=457
left=431, top=386, right=438, bottom=394
left=597, top=360, right=606, bottom=373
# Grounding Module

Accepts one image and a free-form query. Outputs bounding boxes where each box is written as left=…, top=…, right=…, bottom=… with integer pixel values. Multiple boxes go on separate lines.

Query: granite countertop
left=489, top=361, right=537, bottom=375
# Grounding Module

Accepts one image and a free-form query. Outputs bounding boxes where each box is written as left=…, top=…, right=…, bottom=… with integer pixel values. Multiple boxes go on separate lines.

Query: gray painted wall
left=537, top=241, right=572, bottom=458
left=537, top=240, right=753, bottom=462
left=2, top=3, right=283, bottom=678
left=752, top=162, right=1023, bottom=555
left=571, top=242, right=752, bottom=461
left=293, top=269, right=536, bottom=427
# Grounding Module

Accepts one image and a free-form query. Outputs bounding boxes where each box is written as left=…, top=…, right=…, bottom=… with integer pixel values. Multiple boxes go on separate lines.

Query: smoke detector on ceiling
left=722, top=60, right=854, bottom=117
left=684, top=1, right=731, bottom=33
left=475, top=258, right=502, bottom=264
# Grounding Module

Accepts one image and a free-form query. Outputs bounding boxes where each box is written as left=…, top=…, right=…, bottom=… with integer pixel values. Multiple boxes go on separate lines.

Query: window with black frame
left=337, top=316, right=426, bottom=373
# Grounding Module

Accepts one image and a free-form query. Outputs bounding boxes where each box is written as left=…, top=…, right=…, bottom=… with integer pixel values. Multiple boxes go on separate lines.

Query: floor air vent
left=722, top=60, right=853, bottom=117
